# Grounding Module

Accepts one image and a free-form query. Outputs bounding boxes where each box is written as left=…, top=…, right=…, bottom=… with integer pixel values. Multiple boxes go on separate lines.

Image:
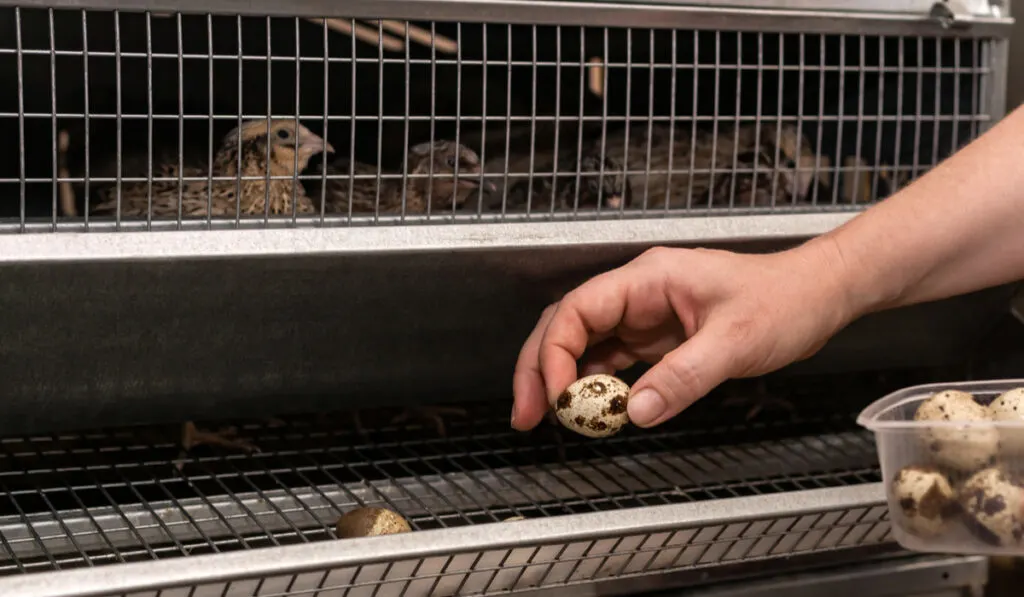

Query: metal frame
left=0, top=395, right=898, bottom=597
left=0, top=6, right=1009, bottom=251
left=0, top=213, right=853, bottom=263
left=0, top=1, right=1010, bottom=36
left=652, top=554, right=989, bottom=597
left=0, top=484, right=889, bottom=597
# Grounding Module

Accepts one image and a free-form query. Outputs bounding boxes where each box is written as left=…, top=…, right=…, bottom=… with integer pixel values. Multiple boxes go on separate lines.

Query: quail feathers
left=90, top=119, right=333, bottom=219
left=309, top=140, right=495, bottom=215
left=597, top=122, right=825, bottom=208
left=483, top=148, right=632, bottom=213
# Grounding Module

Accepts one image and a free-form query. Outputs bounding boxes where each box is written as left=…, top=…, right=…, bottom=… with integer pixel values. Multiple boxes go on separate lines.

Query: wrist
left=790, top=231, right=900, bottom=326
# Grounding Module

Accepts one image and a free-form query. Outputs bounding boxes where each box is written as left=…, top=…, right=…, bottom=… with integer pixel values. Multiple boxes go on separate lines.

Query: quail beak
left=300, top=130, right=334, bottom=155
left=460, top=178, right=497, bottom=194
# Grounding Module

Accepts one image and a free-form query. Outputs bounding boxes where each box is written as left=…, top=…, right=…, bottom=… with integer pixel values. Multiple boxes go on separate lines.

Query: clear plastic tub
left=857, top=378, right=1024, bottom=555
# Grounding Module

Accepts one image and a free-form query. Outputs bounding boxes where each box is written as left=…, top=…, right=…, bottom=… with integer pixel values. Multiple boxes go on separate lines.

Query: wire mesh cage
left=0, top=1, right=1013, bottom=595
left=0, top=0, right=1010, bottom=233
left=0, top=377, right=909, bottom=597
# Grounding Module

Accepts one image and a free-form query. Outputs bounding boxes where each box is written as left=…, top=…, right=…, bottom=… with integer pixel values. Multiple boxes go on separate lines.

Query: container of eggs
left=857, top=379, right=1024, bottom=555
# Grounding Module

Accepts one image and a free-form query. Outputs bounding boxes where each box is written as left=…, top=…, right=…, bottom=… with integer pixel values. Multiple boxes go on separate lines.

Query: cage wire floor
left=0, top=372, right=916, bottom=596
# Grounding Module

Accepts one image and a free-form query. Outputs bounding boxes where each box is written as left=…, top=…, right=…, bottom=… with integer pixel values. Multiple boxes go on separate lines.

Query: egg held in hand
left=554, top=374, right=631, bottom=438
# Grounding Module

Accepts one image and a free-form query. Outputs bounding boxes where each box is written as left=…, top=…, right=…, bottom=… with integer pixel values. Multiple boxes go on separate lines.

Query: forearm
left=806, top=104, right=1024, bottom=319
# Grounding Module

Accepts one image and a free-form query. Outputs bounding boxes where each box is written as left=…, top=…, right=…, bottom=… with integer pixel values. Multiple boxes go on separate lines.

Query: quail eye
left=446, top=156, right=457, bottom=168
left=276, top=129, right=291, bottom=140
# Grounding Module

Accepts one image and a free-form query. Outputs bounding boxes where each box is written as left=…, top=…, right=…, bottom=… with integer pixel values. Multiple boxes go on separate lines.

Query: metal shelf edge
left=0, top=0, right=1011, bottom=37
left=0, top=212, right=857, bottom=263
left=0, top=482, right=887, bottom=597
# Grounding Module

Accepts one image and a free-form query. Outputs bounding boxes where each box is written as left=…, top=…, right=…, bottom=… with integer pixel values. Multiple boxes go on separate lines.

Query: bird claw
left=391, top=406, right=468, bottom=438
left=350, top=410, right=370, bottom=440
left=180, top=421, right=261, bottom=455
left=721, top=394, right=797, bottom=422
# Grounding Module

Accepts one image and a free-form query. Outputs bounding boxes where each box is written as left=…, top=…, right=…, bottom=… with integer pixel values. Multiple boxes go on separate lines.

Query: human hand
left=511, top=241, right=859, bottom=430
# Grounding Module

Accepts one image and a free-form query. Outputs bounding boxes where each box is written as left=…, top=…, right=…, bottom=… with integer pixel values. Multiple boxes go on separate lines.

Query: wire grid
left=0, top=393, right=890, bottom=595
left=108, top=506, right=894, bottom=597
left=0, top=7, right=997, bottom=232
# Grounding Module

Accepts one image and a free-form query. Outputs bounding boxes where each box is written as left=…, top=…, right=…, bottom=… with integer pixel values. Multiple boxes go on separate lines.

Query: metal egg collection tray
left=0, top=374, right=910, bottom=596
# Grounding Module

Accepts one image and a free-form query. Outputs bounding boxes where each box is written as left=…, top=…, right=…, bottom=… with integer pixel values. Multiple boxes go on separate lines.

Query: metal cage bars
left=0, top=403, right=892, bottom=597
left=0, top=4, right=1009, bottom=237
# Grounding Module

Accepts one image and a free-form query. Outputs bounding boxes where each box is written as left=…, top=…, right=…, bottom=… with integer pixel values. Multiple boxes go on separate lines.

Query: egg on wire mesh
left=335, top=507, right=412, bottom=539
left=912, top=389, right=999, bottom=471
left=553, top=374, right=631, bottom=438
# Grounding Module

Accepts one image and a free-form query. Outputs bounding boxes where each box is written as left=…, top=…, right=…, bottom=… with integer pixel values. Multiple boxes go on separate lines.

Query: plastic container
left=857, top=378, right=1024, bottom=555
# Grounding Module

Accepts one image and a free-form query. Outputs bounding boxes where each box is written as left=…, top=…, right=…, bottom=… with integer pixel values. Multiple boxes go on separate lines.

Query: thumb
left=627, top=325, right=741, bottom=428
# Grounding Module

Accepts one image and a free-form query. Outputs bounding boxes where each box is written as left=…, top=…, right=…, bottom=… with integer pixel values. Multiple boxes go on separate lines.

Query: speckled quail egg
left=554, top=374, right=631, bottom=438
left=989, top=388, right=1024, bottom=454
left=891, top=465, right=958, bottom=538
left=335, top=507, right=412, bottom=539
left=959, top=467, right=1024, bottom=547
left=914, top=389, right=999, bottom=471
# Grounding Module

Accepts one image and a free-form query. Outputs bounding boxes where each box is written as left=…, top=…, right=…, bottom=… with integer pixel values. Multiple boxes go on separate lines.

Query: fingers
left=512, top=304, right=560, bottom=431
left=513, top=266, right=636, bottom=430
left=628, top=320, right=744, bottom=428
left=538, top=270, right=634, bottom=405
left=580, top=338, right=641, bottom=376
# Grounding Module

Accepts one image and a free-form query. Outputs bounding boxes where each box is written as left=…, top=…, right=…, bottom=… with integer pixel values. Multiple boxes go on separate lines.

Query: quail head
left=91, top=118, right=333, bottom=219
left=215, top=118, right=334, bottom=215
left=404, top=140, right=495, bottom=212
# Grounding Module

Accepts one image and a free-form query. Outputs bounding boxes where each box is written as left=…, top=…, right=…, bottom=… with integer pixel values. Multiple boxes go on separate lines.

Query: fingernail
left=628, top=389, right=666, bottom=427
left=510, top=404, right=518, bottom=428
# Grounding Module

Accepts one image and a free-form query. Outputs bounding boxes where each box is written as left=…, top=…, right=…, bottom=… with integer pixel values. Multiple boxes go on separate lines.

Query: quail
left=480, top=147, right=631, bottom=213
left=597, top=122, right=826, bottom=209
left=309, top=140, right=495, bottom=215
left=90, top=119, right=333, bottom=219
left=718, top=123, right=827, bottom=206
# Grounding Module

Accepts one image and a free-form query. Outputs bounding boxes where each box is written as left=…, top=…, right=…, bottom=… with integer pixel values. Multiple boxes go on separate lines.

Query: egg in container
left=858, top=379, right=1024, bottom=555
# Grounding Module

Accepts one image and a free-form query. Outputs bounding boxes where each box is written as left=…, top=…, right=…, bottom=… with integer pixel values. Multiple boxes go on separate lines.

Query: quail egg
left=554, top=374, right=631, bottom=438
left=914, top=389, right=998, bottom=471
left=503, top=516, right=526, bottom=522
left=959, top=467, right=1024, bottom=547
left=335, top=507, right=412, bottom=539
left=989, top=388, right=1024, bottom=454
left=891, top=465, right=958, bottom=538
